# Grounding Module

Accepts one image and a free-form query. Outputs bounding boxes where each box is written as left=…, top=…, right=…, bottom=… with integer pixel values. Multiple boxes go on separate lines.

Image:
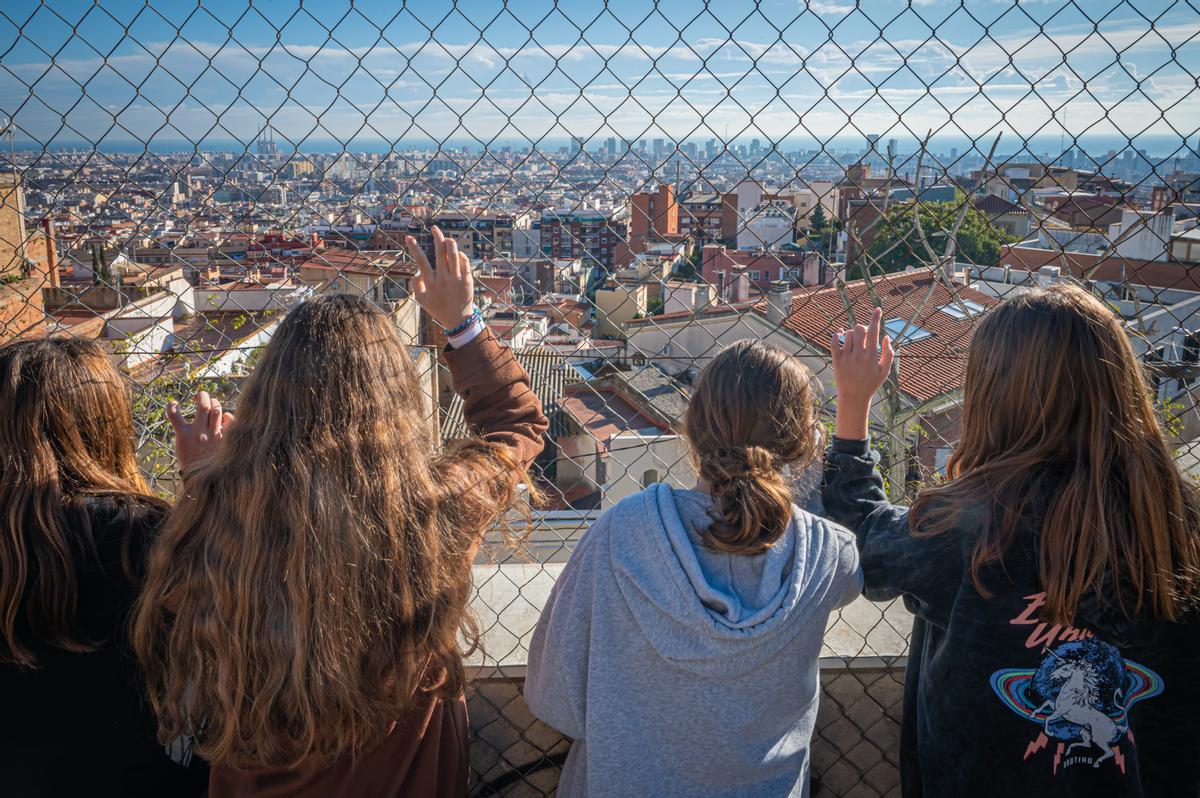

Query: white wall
left=1112, top=209, right=1174, bottom=262
left=194, top=284, right=307, bottom=313
left=604, top=432, right=694, bottom=507
left=390, top=294, right=422, bottom=345
left=738, top=211, right=793, bottom=251
left=663, top=283, right=697, bottom=315
left=101, top=282, right=195, bottom=321
left=108, top=319, right=173, bottom=369
left=556, top=433, right=601, bottom=493
left=733, top=179, right=764, bottom=212
left=512, top=227, right=542, bottom=258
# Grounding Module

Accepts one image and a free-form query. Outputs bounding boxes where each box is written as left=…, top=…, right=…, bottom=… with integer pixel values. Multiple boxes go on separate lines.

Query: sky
left=2, top=0, right=1198, bottom=156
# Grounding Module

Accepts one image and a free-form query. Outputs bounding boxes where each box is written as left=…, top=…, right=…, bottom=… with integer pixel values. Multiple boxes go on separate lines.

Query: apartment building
left=540, top=209, right=627, bottom=271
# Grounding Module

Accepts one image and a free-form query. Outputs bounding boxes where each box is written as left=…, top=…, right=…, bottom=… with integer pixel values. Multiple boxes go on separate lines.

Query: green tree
left=808, top=204, right=827, bottom=236
left=672, top=252, right=698, bottom=281
left=808, top=205, right=839, bottom=258
left=858, top=193, right=1011, bottom=279
left=92, top=244, right=115, bottom=287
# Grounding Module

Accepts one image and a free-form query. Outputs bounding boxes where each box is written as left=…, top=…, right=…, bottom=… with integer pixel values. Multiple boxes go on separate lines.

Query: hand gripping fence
left=2, top=1, right=1199, bottom=794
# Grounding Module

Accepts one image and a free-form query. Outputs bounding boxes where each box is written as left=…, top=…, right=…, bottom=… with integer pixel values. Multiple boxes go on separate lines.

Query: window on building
left=641, top=469, right=660, bottom=487
left=937, top=300, right=986, bottom=319
left=883, top=318, right=933, bottom=345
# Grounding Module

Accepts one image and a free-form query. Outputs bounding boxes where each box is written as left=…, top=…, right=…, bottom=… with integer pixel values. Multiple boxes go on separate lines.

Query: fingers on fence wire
left=167, top=391, right=234, bottom=472
left=405, top=235, right=433, bottom=294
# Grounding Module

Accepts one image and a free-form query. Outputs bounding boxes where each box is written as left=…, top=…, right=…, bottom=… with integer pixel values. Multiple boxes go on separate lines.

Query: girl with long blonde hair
left=825, top=284, right=1200, bottom=797
left=133, top=229, right=547, bottom=797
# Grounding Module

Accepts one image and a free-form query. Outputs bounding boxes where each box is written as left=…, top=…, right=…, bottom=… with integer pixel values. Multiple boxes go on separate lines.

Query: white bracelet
left=447, top=315, right=486, bottom=349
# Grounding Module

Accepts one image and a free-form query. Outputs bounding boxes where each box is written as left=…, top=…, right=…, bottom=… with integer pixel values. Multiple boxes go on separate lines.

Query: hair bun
left=699, top=445, right=779, bottom=480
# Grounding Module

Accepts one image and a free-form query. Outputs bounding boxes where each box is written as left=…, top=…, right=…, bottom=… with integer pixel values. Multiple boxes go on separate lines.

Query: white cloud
left=805, top=1, right=856, bottom=15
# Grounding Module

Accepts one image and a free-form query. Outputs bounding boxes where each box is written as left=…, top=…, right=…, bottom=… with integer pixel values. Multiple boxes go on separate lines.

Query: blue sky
left=2, top=0, right=1198, bottom=154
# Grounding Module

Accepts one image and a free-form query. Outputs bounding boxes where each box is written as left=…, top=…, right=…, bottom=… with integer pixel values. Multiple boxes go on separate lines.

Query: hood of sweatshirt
left=607, top=483, right=854, bottom=678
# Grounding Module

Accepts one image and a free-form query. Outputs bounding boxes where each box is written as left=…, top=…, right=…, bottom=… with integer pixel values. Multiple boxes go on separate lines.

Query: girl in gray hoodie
left=526, top=340, right=863, bottom=797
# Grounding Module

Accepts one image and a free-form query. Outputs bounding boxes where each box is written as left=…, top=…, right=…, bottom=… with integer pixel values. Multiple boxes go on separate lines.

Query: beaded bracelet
left=443, top=306, right=482, bottom=337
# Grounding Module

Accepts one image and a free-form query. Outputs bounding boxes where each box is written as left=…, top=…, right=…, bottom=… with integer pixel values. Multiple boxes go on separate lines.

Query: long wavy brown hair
left=911, top=282, right=1200, bottom=624
left=132, top=294, right=526, bottom=769
left=685, top=340, right=820, bottom=555
left=0, top=337, right=157, bottom=667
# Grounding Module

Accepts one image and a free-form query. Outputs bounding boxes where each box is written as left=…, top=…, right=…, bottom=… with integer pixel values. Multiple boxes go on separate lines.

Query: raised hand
left=404, top=225, right=475, bottom=331
left=830, top=306, right=895, bottom=440
left=167, top=391, right=234, bottom=473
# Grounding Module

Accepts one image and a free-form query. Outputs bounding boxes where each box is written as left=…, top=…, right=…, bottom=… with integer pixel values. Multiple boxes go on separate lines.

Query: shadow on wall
left=467, top=667, right=904, bottom=797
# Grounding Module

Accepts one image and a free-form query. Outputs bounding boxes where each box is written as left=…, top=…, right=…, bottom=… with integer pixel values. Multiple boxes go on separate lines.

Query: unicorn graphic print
left=991, top=637, right=1164, bottom=774
left=1033, top=644, right=1124, bottom=767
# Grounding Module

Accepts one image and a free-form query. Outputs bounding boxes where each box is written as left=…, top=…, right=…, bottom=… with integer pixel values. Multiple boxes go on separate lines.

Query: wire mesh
left=2, top=0, right=1199, bottom=794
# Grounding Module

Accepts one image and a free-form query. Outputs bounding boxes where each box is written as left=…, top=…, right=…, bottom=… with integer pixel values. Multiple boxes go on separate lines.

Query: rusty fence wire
left=2, top=0, right=1200, bottom=794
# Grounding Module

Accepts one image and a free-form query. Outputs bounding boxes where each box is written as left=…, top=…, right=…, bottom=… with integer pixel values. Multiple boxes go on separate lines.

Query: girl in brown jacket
left=133, top=228, right=548, bottom=797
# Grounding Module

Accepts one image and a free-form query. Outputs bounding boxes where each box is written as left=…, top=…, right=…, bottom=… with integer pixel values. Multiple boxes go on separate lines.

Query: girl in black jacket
left=0, top=338, right=209, bottom=797
left=824, top=284, right=1200, bottom=797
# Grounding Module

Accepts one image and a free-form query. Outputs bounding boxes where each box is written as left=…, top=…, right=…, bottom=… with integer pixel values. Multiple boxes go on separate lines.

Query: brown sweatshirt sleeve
left=442, top=327, right=548, bottom=468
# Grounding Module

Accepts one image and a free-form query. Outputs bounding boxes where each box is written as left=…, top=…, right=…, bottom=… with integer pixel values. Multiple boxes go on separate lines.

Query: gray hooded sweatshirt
left=525, top=483, right=862, bottom=798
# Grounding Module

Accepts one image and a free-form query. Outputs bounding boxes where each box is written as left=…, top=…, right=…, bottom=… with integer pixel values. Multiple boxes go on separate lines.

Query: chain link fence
left=3, top=0, right=1199, bottom=794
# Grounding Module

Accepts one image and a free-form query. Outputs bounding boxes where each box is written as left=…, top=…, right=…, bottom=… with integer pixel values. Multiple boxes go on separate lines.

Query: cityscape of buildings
left=3, top=130, right=1200, bottom=511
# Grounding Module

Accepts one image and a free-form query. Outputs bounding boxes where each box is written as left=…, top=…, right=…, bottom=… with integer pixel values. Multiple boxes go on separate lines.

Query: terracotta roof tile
left=758, top=271, right=999, bottom=403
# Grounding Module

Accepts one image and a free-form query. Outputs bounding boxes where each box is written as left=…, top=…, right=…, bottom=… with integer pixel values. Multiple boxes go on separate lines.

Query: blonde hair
left=685, top=340, right=820, bottom=555
left=133, top=294, right=527, bottom=768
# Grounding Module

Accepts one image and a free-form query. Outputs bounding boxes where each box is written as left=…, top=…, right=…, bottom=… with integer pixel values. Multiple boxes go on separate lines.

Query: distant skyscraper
left=572, top=136, right=584, bottom=154
left=653, top=138, right=666, bottom=157
left=606, top=136, right=618, bottom=156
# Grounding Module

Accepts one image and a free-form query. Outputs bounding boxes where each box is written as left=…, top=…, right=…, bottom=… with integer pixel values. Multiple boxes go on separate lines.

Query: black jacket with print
left=823, top=437, right=1200, bottom=798
left=0, top=495, right=209, bottom=797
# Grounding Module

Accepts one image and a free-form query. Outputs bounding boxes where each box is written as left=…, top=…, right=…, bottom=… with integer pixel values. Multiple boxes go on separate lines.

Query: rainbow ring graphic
left=991, top=660, right=1164, bottom=727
